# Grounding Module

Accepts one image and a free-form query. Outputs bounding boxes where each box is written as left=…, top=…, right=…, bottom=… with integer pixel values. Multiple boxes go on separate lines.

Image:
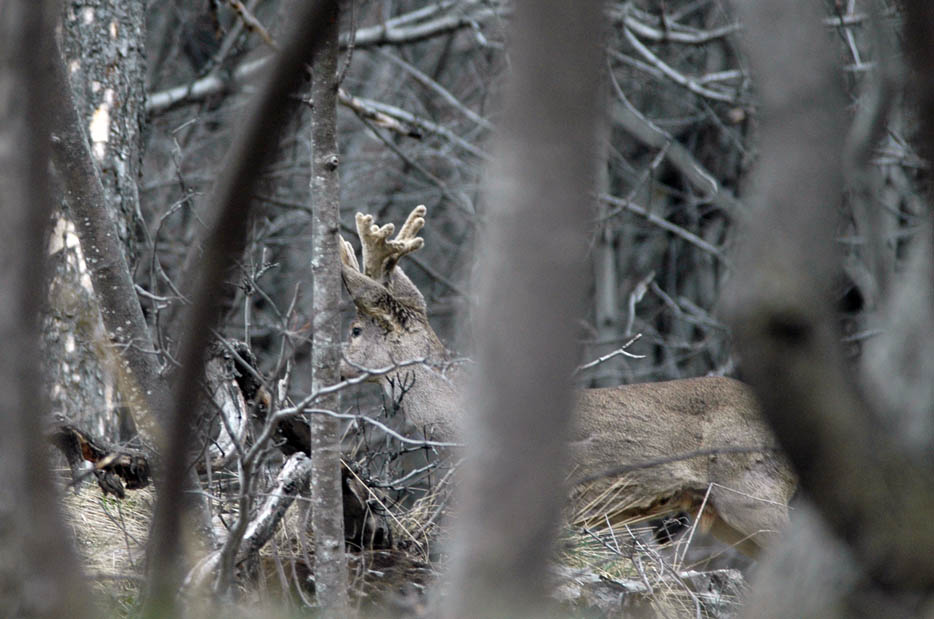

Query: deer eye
left=351, top=326, right=362, bottom=338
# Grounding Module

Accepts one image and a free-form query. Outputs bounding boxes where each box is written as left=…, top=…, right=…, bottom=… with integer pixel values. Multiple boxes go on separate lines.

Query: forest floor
left=61, top=468, right=748, bottom=617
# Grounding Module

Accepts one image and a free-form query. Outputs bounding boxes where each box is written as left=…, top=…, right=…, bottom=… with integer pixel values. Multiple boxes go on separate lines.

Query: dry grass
left=59, top=456, right=746, bottom=617
left=556, top=523, right=744, bottom=617
left=61, top=478, right=152, bottom=614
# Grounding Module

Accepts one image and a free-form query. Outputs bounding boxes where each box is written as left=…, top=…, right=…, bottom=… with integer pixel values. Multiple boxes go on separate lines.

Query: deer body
left=340, top=207, right=795, bottom=556
left=570, top=377, right=793, bottom=555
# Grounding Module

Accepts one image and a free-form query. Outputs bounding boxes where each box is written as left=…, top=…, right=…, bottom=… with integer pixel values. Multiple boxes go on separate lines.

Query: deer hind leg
left=706, top=474, right=791, bottom=557
left=705, top=512, right=764, bottom=558
left=649, top=490, right=767, bottom=558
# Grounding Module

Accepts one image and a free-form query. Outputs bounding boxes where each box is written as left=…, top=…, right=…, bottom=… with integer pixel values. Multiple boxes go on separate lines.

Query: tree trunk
left=143, top=2, right=340, bottom=612
left=590, top=98, right=623, bottom=387
left=47, top=43, right=171, bottom=448
left=61, top=0, right=146, bottom=260
left=44, top=0, right=148, bottom=439
left=0, top=1, right=92, bottom=616
left=444, top=0, right=604, bottom=616
left=309, top=1, right=350, bottom=611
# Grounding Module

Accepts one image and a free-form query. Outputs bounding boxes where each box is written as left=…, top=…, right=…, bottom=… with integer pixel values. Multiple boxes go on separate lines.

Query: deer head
left=339, top=206, right=457, bottom=436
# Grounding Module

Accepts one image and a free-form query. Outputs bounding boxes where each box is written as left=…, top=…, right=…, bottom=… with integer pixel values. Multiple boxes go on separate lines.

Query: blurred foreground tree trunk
left=728, top=0, right=934, bottom=615
left=0, top=1, right=92, bottom=617
left=444, top=0, right=604, bottom=616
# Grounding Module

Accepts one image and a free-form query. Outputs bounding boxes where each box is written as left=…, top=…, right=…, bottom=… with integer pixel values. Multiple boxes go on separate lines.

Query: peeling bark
left=44, top=0, right=148, bottom=439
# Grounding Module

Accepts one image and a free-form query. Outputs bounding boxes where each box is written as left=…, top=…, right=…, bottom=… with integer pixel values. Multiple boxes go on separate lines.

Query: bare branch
left=374, top=48, right=494, bottom=131
left=622, top=22, right=739, bottom=103
left=606, top=68, right=743, bottom=216
left=148, top=73, right=488, bottom=158
left=575, top=334, right=645, bottom=374
left=145, top=1, right=340, bottom=611
left=184, top=452, right=313, bottom=592
left=336, top=88, right=422, bottom=137
left=224, top=0, right=278, bottom=50
left=347, top=94, right=491, bottom=160
left=598, top=193, right=727, bottom=261
left=342, top=2, right=498, bottom=49
left=612, top=6, right=741, bottom=44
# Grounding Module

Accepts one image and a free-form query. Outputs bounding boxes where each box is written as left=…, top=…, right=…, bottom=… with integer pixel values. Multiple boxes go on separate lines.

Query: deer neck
left=379, top=330, right=464, bottom=442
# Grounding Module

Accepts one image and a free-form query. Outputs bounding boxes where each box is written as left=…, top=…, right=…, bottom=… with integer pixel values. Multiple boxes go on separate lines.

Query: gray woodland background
left=51, top=0, right=920, bottom=433
left=1, top=0, right=933, bottom=617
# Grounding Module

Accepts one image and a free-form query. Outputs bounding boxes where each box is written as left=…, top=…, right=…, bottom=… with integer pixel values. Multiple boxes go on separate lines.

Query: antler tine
left=339, top=235, right=360, bottom=271
left=356, top=213, right=393, bottom=280
left=356, top=205, right=426, bottom=283
left=396, top=204, right=426, bottom=244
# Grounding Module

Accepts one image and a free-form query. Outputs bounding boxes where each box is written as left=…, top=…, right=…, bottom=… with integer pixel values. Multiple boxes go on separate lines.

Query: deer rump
left=568, top=376, right=794, bottom=557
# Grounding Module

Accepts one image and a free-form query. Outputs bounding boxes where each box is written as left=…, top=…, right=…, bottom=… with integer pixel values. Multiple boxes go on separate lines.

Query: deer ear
left=341, top=264, right=402, bottom=331
left=386, top=267, right=428, bottom=315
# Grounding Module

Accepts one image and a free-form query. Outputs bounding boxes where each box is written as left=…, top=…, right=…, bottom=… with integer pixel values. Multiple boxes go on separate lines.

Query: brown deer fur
left=339, top=206, right=795, bottom=556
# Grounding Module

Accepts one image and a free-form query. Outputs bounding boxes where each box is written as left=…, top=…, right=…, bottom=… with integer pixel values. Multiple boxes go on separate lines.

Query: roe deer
left=339, top=206, right=795, bottom=557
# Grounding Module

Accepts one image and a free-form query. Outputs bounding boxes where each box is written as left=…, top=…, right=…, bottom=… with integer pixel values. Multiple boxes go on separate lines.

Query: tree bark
left=43, top=0, right=148, bottom=439
left=0, top=1, right=92, bottom=616
left=47, top=43, right=171, bottom=446
left=309, top=1, right=350, bottom=611
left=444, top=0, right=604, bottom=616
left=590, top=96, right=624, bottom=387
left=61, top=0, right=146, bottom=260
